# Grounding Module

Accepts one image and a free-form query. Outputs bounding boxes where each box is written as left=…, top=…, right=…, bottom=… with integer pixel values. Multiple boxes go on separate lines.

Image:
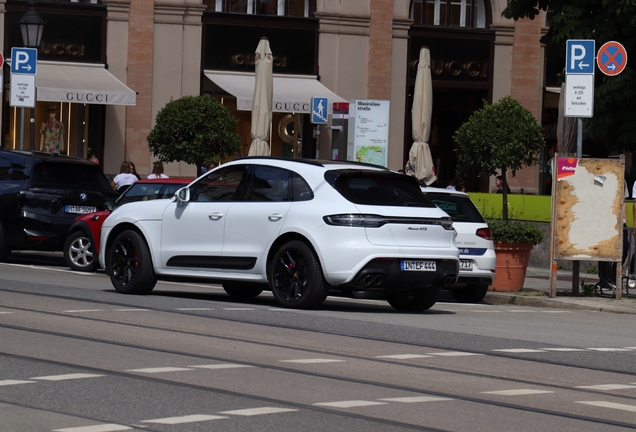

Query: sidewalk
left=484, top=267, right=636, bottom=314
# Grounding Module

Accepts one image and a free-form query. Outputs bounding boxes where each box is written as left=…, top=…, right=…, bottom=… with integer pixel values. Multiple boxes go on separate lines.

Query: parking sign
left=566, top=40, right=595, bottom=75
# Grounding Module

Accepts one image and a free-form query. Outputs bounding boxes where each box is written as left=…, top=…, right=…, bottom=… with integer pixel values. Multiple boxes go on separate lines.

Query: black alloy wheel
left=269, top=240, right=329, bottom=309
left=108, top=230, right=157, bottom=294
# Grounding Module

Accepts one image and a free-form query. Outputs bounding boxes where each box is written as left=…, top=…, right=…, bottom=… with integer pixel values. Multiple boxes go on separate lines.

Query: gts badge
left=407, top=227, right=427, bottom=231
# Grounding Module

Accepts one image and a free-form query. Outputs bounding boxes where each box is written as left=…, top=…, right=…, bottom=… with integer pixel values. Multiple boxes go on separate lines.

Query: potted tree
left=453, top=95, right=546, bottom=291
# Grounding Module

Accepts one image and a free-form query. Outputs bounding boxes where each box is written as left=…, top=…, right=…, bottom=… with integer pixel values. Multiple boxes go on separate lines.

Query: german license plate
left=401, top=260, right=436, bottom=271
left=65, top=205, right=97, bottom=214
left=460, top=260, right=473, bottom=270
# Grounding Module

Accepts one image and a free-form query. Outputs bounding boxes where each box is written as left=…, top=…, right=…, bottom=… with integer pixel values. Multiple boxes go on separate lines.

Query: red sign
left=597, top=41, right=628, bottom=76
left=0, top=51, right=4, bottom=69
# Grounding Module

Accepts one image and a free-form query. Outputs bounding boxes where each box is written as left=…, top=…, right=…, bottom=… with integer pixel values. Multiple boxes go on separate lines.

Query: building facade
left=0, top=0, right=550, bottom=193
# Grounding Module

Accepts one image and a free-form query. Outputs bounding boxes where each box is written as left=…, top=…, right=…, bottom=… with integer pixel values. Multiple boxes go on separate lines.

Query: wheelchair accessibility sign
left=311, top=97, right=328, bottom=124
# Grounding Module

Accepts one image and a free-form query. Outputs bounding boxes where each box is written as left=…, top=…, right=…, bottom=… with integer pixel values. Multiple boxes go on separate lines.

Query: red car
left=64, top=178, right=191, bottom=272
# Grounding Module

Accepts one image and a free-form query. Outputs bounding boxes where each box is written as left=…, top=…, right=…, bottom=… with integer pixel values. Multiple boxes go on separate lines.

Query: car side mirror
left=176, top=187, right=190, bottom=205
left=105, top=200, right=115, bottom=211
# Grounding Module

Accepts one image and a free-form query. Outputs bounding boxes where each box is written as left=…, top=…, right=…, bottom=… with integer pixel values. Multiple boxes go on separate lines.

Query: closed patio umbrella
left=248, top=37, right=273, bottom=156
left=406, top=46, right=437, bottom=185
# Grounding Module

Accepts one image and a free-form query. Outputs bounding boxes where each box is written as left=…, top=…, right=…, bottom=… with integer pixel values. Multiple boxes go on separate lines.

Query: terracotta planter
left=489, top=241, right=534, bottom=292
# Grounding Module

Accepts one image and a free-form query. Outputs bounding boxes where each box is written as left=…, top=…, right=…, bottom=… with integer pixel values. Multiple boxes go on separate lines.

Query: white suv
left=421, top=187, right=496, bottom=303
left=99, top=158, right=460, bottom=311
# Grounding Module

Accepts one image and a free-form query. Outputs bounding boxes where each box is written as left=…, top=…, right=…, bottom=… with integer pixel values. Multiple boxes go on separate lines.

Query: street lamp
left=19, top=0, right=44, bottom=151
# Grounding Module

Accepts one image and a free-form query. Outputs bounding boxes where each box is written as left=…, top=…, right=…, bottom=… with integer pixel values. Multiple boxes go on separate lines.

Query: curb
left=484, top=292, right=636, bottom=315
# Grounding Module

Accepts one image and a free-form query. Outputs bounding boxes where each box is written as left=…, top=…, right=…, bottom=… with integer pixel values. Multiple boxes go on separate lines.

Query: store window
left=205, top=0, right=314, bottom=17
left=411, top=0, right=487, bottom=28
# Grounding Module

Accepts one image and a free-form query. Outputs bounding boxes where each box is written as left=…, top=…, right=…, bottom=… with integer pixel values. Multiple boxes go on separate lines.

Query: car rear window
left=326, top=170, right=436, bottom=208
left=31, top=162, right=113, bottom=190
left=424, top=193, right=485, bottom=223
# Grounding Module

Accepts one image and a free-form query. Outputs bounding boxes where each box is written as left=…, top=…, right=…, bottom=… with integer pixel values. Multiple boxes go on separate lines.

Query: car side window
left=190, top=165, right=246, bottom=202
left=242, top=166, right=292, bottom=202
left=0, top=157, right=10, bottom=179
left=291, top=172, right=313, bottom=201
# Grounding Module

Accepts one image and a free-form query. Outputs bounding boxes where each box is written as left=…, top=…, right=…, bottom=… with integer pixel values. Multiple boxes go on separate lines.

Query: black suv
left=0, top=149, right=117, bottom=260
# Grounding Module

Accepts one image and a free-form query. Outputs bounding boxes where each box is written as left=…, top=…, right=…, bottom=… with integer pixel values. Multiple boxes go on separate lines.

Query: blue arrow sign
left=566, top=40, right=595, bottom=75
left=11, top=47, right=37, bottom=75
left=311, top=97, right=328, bottom=124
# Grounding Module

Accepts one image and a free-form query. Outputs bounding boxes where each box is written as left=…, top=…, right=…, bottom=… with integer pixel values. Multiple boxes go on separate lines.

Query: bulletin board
left=552, top=156, right=624, bottom=261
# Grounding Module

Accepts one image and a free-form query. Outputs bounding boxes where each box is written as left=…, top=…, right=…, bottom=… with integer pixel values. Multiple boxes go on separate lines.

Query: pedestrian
left=147, top=161, right=169, bottom=179
left=111, top=161, right=137, bottom=194
left=447, top=174, right=464, bottom=191
left=495, top=175, right=511, bottom=194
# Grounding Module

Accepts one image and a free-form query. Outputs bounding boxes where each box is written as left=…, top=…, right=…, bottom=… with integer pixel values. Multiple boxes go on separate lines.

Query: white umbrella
left=556, top=82, right=576, bottom=155
left=248, top=37, right=273, bottom=156
left=406, top=46, right=437, bottom=185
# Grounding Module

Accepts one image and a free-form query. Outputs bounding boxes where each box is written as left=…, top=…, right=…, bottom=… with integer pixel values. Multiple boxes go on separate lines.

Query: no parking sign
left=597, top=41, right=628, bottom=76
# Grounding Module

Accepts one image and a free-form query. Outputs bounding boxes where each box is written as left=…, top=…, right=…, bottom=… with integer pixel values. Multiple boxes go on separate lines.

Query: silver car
left=421, top=187, right=496, bottom=303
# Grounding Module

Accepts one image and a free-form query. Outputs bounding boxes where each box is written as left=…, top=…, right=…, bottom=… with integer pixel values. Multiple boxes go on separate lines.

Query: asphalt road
left=1, top=253, right=636, bottom=432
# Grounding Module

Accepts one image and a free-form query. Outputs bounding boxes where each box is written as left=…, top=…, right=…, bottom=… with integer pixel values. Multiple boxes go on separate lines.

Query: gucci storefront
left=2, top=2, right=135, bottom=163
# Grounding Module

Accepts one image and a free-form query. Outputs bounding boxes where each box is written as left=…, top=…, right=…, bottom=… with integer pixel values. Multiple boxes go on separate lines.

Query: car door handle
left=209, top=213, right=224, bottom=220
left=268, top=213, right=284, bottom=221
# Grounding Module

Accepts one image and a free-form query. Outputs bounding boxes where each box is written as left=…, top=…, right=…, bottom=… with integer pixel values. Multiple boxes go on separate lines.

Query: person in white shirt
left=147, top=161, right=169, bottom=179
left=111, top=161, right=137, bottom=194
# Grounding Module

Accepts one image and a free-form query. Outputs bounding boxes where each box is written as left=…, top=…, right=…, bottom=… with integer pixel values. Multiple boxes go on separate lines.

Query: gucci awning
left=204, top=70, right=346, bottom=114
left=35, top=61, right=137, bottom=106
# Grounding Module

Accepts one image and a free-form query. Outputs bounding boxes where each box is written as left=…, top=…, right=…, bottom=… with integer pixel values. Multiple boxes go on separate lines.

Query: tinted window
left=190, top=165, right=246, bottom=202
left=291, top=172, right=313, bottom=201
left=0, top=157, right=10, bottom=179
left=117, top=183, right=181, bottom=206
left=242, top=165, right=292, bottom=202
left=328, top=171, right=435, bottom=207
left=31, top=162, right=112, bottom=190
left=425, top=193, right=485, bottom=223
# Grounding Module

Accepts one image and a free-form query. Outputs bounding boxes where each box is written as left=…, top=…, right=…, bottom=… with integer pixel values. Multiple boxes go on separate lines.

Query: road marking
left=0, top=379, right=35, bottom=386
left=313, top=400, right=388, bottom=408
left=541, top=310, right=573, bottom=313
left=190, top=364, right=254, bottom=369
left=52, top=425, right=131, bottom=431
left=540, top=348, right=586, bottom=352
left=493, top=349, right=546, bottom=353
left=140, top=414, right=227, bottom=424
left=125, top=367, right=194, bottom=373
left=176, top=308, right=214, bottom=311
left=64, top=310, right=103, bottom=313
left=507, top=310, right=535, bottom=313
left=223, top=308, right=256, bottom=311
left=218, top=407, right=297, bottom=416
left=482, top=389, right=554, bottom=396
left=31, top=373, right=104, bottom=381
left=378, top=396, right=453, bottom=403
left=469, top=310, right=502, bottom=313
left=427, top=352, right=483, bottom=357
left=376, top=354, right=433, bottom=359
left=0, top=311, right=13, bottom=314
left=576, top=384, right=636, bottom=391
left=587, top=347, right=632, bottom=352
left=576, top=401, right=636, bottom=412
left=281, top=359, right=345, bottom=364
left=114, top=309, right=150, bottom=312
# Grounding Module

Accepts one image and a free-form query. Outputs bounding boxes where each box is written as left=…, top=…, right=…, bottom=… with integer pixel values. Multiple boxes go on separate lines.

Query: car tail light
left=323, top=214, right=386, bottom=228
left=476, top=227, right=493, bottom=240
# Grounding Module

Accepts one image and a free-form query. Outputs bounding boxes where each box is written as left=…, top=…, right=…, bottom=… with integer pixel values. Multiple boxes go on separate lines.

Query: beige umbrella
left=556, top=82, right=576, bottom=155
left=406, top=46, right=437, bottom=185
left=248, top=37, right=273, bottom=156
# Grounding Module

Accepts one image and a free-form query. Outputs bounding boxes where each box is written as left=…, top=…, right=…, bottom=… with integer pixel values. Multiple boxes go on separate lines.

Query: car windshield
left=117, top=182, right=182, bottom=206
left=31, top=162, right=113, bottom=190
left=424, top=192, right=486, bottom=223
left=326, top=170, right=436, bottom=207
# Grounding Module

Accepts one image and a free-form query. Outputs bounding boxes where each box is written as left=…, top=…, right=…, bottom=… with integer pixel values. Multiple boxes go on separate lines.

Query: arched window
left=205, top=0, right=314, bottom=18
left=411, top=0, right=487, bottom=28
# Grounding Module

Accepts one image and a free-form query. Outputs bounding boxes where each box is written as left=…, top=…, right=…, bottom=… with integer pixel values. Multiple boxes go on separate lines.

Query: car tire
left=222, top=283, right=265, bottom=299
left=386, top=286, right=441, bottom=312
left=0, top=223, right=10, bottom=262
left=108, top=230, right=157, bottom=295
left=450, top=284, right=489, bottom=303
left=269, top=240, right=329, bottom=309
left=64, top=231, right=100, bottom=272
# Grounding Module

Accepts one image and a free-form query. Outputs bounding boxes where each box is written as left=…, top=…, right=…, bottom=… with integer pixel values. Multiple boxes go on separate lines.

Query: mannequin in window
left=40, top=105, right=66, bottom=154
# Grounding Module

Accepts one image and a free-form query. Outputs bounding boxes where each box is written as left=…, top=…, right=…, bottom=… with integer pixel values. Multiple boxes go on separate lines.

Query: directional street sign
left=597, top=41, right=628, bottom=76
left=566, top=40, right=595, bottom=75
left=311, top=97, right=328, bottom=125
left=10, top=47, right=37, bottom=75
